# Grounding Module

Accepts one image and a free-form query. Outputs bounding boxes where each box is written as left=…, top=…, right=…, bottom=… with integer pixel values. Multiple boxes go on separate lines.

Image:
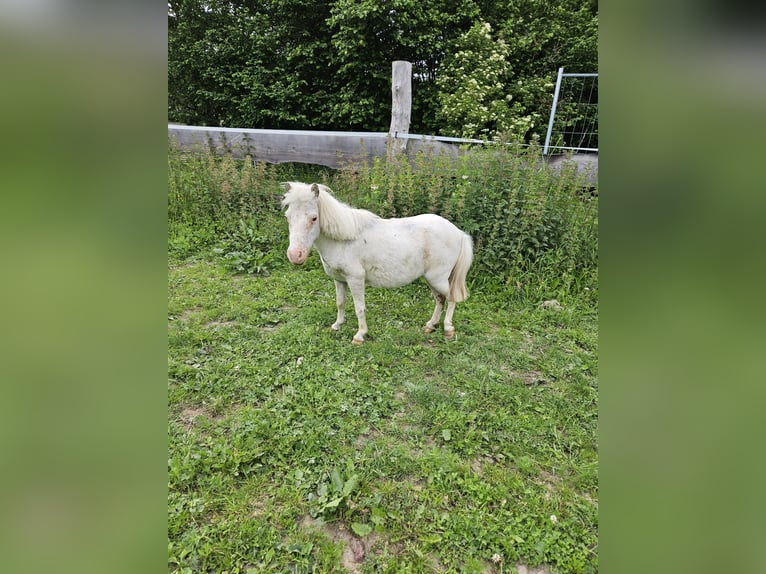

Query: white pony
left=281, top=182, right=473, bottom=344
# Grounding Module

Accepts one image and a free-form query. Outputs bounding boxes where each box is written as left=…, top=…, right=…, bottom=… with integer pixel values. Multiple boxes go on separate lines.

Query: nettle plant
left=437, top=21, right=533, bottom=141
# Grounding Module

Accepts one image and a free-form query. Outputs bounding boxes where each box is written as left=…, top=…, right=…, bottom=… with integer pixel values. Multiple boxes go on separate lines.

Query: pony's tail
left=448, top=233, right=474, bottom=302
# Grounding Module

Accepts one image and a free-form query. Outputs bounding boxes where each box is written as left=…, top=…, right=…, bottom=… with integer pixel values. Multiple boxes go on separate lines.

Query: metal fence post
left=543, top=67, right=564, bottom=156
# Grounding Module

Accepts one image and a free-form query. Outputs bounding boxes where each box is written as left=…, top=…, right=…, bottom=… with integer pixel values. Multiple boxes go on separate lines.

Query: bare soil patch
left=299, top=515, right=400, bottom=573
left=204, top=319, right=238, bottom=329
left=178, top=405, right=224, bottom=429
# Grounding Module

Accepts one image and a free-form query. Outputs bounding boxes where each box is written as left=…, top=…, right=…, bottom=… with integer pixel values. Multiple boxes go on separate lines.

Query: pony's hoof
left=444, top=328, right=456, bottom=340
left=351, top=337, right=364, bottom=345
left=331, top=323, right=342, bottom=331
left=424, top=324, right=436, bottom=333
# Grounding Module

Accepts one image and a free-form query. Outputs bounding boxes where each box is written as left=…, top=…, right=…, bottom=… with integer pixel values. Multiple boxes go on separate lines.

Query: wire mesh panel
left=543, top=68, right=598, bottom=154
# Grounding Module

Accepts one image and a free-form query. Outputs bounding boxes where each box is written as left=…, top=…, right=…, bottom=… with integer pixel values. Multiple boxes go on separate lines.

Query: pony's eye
left=311, top=216, right=318, bottom=223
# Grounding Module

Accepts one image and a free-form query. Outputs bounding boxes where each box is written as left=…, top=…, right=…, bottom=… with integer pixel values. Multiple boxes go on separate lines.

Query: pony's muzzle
left=287, top=246, right=308, bottom=265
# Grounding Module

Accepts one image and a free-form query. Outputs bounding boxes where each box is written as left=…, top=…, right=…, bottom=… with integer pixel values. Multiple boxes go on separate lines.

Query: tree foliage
left=168, top=0, right=597, bottom=140
left=436, top=21, right=521, bottom=139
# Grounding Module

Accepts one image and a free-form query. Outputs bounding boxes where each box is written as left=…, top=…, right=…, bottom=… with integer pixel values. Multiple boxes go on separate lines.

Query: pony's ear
left=310, top=183, right=320, bottom=197
left=277, top=182, right=290, bottom=208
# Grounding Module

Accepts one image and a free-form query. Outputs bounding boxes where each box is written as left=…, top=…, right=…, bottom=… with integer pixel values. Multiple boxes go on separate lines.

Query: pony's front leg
left=331, top=280, right=347, bottom=331
left=346, top=278, right=368, bottom=344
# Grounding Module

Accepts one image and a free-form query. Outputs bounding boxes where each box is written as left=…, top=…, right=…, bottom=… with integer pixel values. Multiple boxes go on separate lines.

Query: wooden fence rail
left=167, top=124, right=459, bottom=168
left=167, top=124, right=597, bottom=186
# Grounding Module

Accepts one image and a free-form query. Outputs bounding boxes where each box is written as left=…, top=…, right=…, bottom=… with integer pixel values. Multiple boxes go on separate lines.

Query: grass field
left=168, top=251, right=597, bottom=573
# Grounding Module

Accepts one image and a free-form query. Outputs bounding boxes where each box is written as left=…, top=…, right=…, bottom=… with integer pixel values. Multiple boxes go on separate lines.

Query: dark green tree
left=168, top=0, right=337, bottom=128
left=168, top=0, right=597, bottom=137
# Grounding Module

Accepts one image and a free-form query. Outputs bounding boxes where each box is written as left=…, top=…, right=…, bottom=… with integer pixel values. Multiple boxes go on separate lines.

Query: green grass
left=168, top=142, right=598, bottom=572
left=168, top=255, right=597, bottom=573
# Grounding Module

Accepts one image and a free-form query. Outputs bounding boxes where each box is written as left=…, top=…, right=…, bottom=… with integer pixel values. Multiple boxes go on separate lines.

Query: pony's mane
left=282, top=182, right=379, bottom=241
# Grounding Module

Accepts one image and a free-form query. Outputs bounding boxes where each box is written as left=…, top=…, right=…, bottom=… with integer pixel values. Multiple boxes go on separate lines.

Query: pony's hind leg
left=443, top=299, right=458, bottom=340
left=424, top=287, right=445, bottom=333
left=427, top=273, right=459, bottom=340
left=424, top=275, right=451, bottom=334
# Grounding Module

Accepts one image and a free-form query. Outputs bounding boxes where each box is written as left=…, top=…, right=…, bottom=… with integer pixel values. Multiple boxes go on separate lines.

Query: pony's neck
left=317, top=190, right=377, bottom=241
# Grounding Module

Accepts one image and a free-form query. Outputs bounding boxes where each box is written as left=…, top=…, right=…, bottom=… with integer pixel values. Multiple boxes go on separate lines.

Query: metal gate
left=543, top=68, right=598, bottom=155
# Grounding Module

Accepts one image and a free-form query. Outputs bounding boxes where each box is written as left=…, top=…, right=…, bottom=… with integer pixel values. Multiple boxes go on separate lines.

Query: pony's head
left=281, top=182, right=323, bottom=265
left=282, top=181, right=378, bottom=264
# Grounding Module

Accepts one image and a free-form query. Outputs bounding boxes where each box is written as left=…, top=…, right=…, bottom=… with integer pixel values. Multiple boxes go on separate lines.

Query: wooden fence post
left=389, top=61, right=412, bottom=156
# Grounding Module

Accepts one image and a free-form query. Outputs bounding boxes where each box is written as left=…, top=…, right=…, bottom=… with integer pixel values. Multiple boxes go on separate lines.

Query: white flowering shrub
left=436, top=22, right=533, bottom=140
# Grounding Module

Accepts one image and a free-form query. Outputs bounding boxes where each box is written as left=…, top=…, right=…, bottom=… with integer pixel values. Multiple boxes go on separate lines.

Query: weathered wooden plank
left=168, top=124, right=597, bottom=185
left=168, top=125, right=463, bottom=168
left=168, top=125, right=390, bottom=168
left=544, top=153, right=598, bottom=186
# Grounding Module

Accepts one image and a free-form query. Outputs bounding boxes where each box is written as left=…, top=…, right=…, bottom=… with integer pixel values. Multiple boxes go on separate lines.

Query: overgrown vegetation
left=168, top=145, right=597, bottom=573
left=169, top=142, right=597, bottom=301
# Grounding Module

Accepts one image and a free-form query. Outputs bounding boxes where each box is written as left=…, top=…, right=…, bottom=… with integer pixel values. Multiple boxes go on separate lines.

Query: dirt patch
left=179, top=406, right=209, bottom=430
left=537, top=469, right=561, bottom=500
left=425, top=552, right=444, bottom=571
left=299, top=516, right=367, bottom=573
left=470, top=455, right=496, bottom=477
left=249, top=493, right=270, bottom=518
left=299, top=515, right=398, bottom=573
left=501, top=368, right=547, bottom=387
left=515, top=564, right=552, bottom=574
left=355, top=429, right=381, bottom=448
left=204, top=319, right=238, bottom=329
left=170, top=308, right=201, bottom=322
left=521, top=370, right=546, bottom=386
left=178, top=405, right=225, bottom=430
